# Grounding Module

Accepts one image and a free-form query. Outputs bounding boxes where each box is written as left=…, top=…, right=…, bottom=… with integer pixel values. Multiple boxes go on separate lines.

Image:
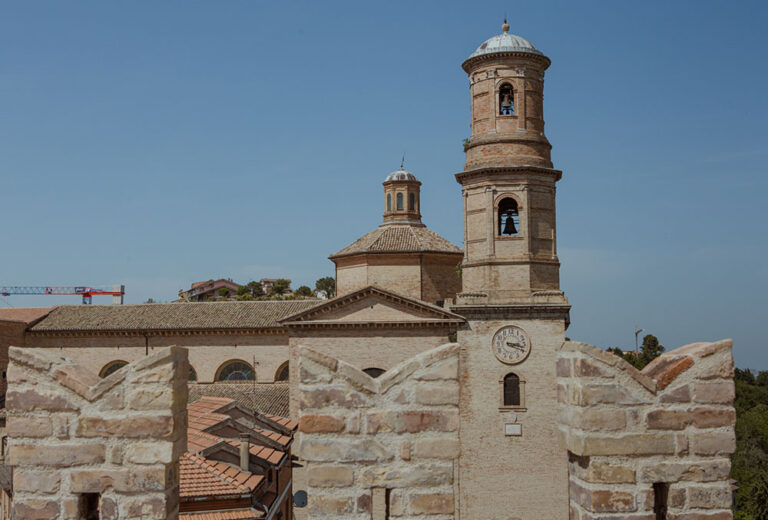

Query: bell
left=502, top=214, right=517, bottom=235
left=501, top=94, right=513, bottom=113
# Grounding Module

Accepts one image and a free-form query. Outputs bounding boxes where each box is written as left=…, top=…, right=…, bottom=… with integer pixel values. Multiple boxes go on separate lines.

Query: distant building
left=259, top=279, right=291, bottom=294
left=182, top=279, right=241, bottom=301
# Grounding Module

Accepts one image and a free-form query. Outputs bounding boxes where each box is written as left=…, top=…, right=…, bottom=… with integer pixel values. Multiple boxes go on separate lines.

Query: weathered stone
left=410, top=493, right=454, bottom=514
left=358, top=462, right=453, bottom=488
left=367, top=410, right=459, bottom=433
left=6, top=388, right=78, bottom=411
left=309, top=496, right=354, bottom=515
left=378, top=357, right=421, bottom=393
left=643, top=356, right=693, bottom=390
left=337, top=360, right=379, bottom=393
left=299, top=414, right=346, bottom=433
left=128, top=386, right=178, bottom=410
left=414, top=381, right=459, bottom=405
left=307, top=464, right=354, bottom=487
left=124, top=441, right=176, bottom=464
left=76, top=414, right=175, bottom=438
left=299, top=438, right=392, bottom=462
left=574, top=358, right=613, bottom=378
left=413, top=437, right=460, bottom=459
left=416, top=357, right=458, bottom=380
left=14, top=469, right=61, bottom=493
left=694, top=381, right=735, bottom=404
left=698, top=356, right=735, bottom=380
left=53, top=414, right=71, bottom=439
left=299, top=347, right=339, bottom=372
left=100, top=497, right=119, bottom=520
left=580, top=462, right=636, bottom=484
left=300, top=365, right=331, bottom=384
left=692, top=430, right=737, bottom=455
left=12, top=499, right=60, bottom=520
left=688, top=485, right=732, bottom=509
left=556, top=357, right=572, bottom=377
left=299, top=384, right=370, bottom=409
left=579, top=383, right=650, bottom=406
left=691, top=407, right=736, bottom=428
left=10, top=443, right=105, bottom=466
left=577, top=434, right=676, bottom=456
left=640, top=460, right=731, bottom=483
left=131, top=363, right=176, bottom=383
left=590, top=489, right=636, bottom=513
left=389, top=490, right=405, bottom=516
left=563, top=408, right=626, bottom=431
left=356, top=492, right=372, bottom=514
left=401, top=440, right=411, bottom=461
left=7, top=415, right=53, bottom=438
left=660, top=384, right=691, bottom=403
left=53, top=363, right=101, bottom=397
left=70, top=468, right=168, bottom=492
left=646, top=409, right=692, bottom=430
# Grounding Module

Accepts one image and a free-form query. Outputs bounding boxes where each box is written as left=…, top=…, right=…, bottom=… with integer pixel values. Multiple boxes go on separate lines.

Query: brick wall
left=557, top=339, right=736, bottom=519
left=296, top=343, right=459, bottom=519
left=6, top=345, right=188, bottom=519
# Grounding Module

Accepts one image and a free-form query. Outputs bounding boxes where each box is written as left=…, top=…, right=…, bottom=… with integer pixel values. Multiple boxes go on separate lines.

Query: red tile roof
left=0, top=307, right=54, bottom=324
left=180, top=453, right=263, bottom=499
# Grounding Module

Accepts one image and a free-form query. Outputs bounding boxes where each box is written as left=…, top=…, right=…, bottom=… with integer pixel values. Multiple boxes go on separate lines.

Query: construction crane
left=0, top=285, right=125, bottom=305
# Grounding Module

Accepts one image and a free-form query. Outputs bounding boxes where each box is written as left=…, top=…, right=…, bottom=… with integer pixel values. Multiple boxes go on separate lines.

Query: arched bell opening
left=499, top=83, right=514, bottom=115
left=498, top=197, right=520, bottom=236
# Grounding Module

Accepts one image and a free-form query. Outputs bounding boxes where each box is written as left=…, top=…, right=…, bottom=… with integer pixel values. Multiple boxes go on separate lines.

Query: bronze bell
left=501, top=94, right=513, bottom=113
left=502, top=214, right=517, bottom=235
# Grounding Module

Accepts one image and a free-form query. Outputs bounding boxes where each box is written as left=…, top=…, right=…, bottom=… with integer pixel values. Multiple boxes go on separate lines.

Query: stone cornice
left=462, top=51, right=551, bottom=73
left=450, top=304, right=571, bottom=323
left=455, top=165, right=562, bottom=185
left=284, top=320, right=462, bottom=331
left=28, top=327, right=288, bottom=338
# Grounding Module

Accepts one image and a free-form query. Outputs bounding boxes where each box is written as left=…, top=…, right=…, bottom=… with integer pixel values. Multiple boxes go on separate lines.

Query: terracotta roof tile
left=330, top=224, right=462, bottom=259
left=180, top=452, right=263, bottom=499
left=28, top=300, right=319, bottom=332
left=189, top=384, right=290, bottom=418
left=0, top=307, right=54, bottom=324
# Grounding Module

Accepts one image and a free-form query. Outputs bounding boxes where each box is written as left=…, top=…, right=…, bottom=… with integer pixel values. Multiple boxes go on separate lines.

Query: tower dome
left=384, top=168, right=418, bottom=182
left=467, top=21, right=543, bottom=60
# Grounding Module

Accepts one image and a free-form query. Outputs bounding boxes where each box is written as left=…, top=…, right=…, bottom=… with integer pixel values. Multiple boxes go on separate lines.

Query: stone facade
left=296, top=344, right=459, bottom=519
left=557, top=339, right=736, bottom=519
left=5, top=345, right=188, bottom=519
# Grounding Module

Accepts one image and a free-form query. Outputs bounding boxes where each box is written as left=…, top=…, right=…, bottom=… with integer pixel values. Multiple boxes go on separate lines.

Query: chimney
left=239, top=433, right=250, bottom=472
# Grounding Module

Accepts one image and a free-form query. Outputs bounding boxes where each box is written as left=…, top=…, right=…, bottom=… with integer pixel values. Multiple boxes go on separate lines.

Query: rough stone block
left=76, top=414, right=175, bottom=438
left=7, top=388, right=78, bottom=411
left=416, top=357, right=458, bottom=380
left=576, top=433, right=676, bottom=456
left=692, top=430, right=737, bottom=456
left=124, top=441, right=176, bottom=464
left=412, top=437, right=460, bottom=459
left=694, top=381, right=735, bottom=404
left=688, top=485, right=732, bottom=509
left=414, top=381, right=459, bottom=405
left=299, top=414, right=346, bottom=433
left=70, top=468, right=168, bottom=493
left=367, top=410, right=459, bottom=433
left=52, top=363, right=101, bottom=398
left=13, top=470, right=60, bottom=493
left=574, top=358, right=614, bottom=378
left=299, top=385, right=370, bottom=409
left=409, top=493, right=454, bottom=515
left=660, top=384, right=691, bottom=403
left=9, top=443, right=105, bottom=466
left=7, top=415, right=53, bottom=438
left=564, top=408, right=626, bottom=431
left=12, top=499, right=60, bottom=520
left=640, top=460, right=731, bottom=483
left=299, top=438, right=392, bottom=462
left=307, top=464, right=354, bottom=487
left=308, top=496, right=354, bottom=515
left=358, top=462, right=453, bottom=488
left=556, top=357, right=572, bottom=377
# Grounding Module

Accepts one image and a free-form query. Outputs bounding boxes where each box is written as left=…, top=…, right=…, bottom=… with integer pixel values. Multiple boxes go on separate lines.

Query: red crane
left=0, top=285, right=125, bottom=304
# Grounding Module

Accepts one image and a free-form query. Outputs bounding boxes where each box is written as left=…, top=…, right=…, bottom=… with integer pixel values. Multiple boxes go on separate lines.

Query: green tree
left=737, top=368, right=757, bottom=385
left=218, top=287, right=230, bottom=298
left=247, top=281, right=264, bottom=297
left=269, top=279, right=290, bottom=296
left=236, top=285, right=249, bottom=296
left=757, top=371, right=768, bottom=388
left=315, top=277, right=336, bottom=299
left=638, top=334, right=665, bottom=368
left=294, top=285, right=315, bottom=297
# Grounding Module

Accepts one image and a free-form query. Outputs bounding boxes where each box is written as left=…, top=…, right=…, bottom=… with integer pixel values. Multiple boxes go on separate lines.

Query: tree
left=294, top=285, right=315, bottom=297
left=315, top=277, right=336, bottom=299
left=247, top=281, right=264, bottom=297
left=269, top=279, right=290, bottom=296
left=144, top=298, right=156, bottom=304
left=757, top=371, right=768, bottom=388
left=638, top=334, right=665, bottom=368
left=737, top=368, right=757, bottom=385
left=218, top=287, right=230, bottom=298
left=236, top=285, right=249, bottom=296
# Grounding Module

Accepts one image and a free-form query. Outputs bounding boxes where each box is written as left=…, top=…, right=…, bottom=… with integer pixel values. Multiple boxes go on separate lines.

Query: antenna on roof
left=400, top=154, right=405, bottom=170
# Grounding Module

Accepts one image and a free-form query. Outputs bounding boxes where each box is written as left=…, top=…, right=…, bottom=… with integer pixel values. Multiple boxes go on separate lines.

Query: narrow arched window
left=396, top=193, right=404, bottom=210
left=216, top=360, right=255, bottom=381
left=499, top=83, right=514, bottom=115
left=363, top=368, right=385, bottom=378
left=276, top=362, right=289, bottom=382
left=498, top=197, right=520, bottom=236
left=387, top=193, right=392, bottom=212
left=503, top=373, right=521, bottom=406
left=409, top=193, right=415, bottom=211
left=100, top=360, right=128, bottom=378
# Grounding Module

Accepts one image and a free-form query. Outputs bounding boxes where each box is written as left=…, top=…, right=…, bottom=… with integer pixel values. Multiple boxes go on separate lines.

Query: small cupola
left=383, top=167, right=422, bottom=226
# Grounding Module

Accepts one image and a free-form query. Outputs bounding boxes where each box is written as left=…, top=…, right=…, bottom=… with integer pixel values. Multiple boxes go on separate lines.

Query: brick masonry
left=557, top=339, right=736, bottom=519
left=296, top=343, right=460, bottom=519
left=6, top=345, right=188, bottom=520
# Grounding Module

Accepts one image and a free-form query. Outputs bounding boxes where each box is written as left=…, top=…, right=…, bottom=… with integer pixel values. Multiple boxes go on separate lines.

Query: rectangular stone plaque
left=504, top=423, right=522, bottom=436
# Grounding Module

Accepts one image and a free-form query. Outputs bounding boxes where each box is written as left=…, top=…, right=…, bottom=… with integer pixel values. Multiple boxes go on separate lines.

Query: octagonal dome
left=384, top=168, right=418, bottom=182
left=468, top=23, right=543, bottom=59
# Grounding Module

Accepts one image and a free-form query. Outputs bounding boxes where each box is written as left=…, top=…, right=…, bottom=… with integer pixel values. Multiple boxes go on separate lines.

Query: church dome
left=384, top=168, right=418, bottom=182
left=468, top=22, right=543, bottom=59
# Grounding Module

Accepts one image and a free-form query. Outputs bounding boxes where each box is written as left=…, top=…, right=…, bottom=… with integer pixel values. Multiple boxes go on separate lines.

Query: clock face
left=492, top=325, right=531, bottom=365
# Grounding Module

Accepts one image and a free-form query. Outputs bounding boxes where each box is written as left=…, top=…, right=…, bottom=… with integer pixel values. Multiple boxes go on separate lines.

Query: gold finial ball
left=502, top=20, right=510, bottom=33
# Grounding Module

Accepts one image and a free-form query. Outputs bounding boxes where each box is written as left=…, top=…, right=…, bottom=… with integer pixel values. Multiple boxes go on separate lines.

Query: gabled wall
left=296, top=343, right=460, bottom=519
left=6, top=345, right=188, bottom=519
left=557, top=339, right=736, bottom=519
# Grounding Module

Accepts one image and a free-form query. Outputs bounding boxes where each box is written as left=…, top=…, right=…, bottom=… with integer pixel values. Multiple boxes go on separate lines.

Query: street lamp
left=634, top=326, right=644, bottom=353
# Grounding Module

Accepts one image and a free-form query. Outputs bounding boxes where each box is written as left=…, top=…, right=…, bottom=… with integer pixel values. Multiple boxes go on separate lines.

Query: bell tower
left=452, top=22, right=571, bottom=520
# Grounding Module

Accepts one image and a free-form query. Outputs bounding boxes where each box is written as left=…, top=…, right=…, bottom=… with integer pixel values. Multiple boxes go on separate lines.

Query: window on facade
left=653, top=482, right=669, bottom=520
left=498, top=198, right=520, bottom=236
left=100, top=360, right=128, bottom=378
left=387, top=193, right=391, bottom=212
left=409, top=193, right=415, bottom=211
left=396, top=193, right=404, bottom=210
left=503, top=373, right=521, bottom=407
left=216, top=360, right=255, bottom=381
left=363, top=368, right=386, bottom=378
left=499, top=83, right=514, bottom=115
left=276, top=362, right=289, bottom=381
left=189, top=366, right=198, bottom=382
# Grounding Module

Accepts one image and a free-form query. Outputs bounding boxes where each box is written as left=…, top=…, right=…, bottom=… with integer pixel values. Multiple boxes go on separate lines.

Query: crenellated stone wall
left=557, top=339, right=736, bottom=520
left=6, top=345, right=188, bottom=520
left=296, top=343, right=460, bottom=519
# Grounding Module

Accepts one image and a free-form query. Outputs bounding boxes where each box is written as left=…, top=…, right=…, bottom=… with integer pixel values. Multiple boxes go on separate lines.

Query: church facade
left=0, top=22, right=737, bottom=520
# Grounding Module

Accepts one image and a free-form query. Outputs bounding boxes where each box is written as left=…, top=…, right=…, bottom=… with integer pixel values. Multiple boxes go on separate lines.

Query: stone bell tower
left=452, top=22, right=571, bottom=520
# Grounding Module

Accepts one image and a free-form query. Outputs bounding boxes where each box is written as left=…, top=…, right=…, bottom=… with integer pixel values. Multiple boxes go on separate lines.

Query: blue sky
left=2, top=1, right=767, bottom=369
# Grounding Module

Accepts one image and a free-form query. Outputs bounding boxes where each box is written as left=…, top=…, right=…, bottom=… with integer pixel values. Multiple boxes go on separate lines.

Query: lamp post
left=634, top=326, right=644, bottom=354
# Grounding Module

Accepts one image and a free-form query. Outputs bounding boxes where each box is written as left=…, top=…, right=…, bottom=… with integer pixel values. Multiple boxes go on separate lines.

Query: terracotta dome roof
left=330, top=225, right=462, bottom=259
